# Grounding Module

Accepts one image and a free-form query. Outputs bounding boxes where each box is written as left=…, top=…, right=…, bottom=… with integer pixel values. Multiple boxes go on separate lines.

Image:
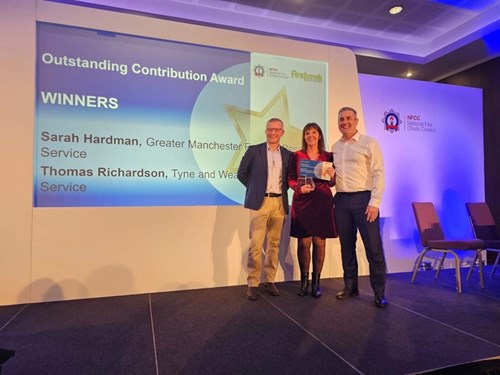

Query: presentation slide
left=359, top=73, right=484, bottom=239
left=34, top=23, right=328, bottom=207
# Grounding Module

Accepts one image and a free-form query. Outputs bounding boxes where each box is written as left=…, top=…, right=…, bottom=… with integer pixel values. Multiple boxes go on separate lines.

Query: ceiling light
left=389, top=5, right=403, bottom=15
left=405, top=72, right=413, bottom=78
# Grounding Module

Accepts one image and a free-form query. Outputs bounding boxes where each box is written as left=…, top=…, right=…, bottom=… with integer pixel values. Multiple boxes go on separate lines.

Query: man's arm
left=366, top=139, right=384, bottom=222
left=368, top=139, right=384, bottom=208
left=237, top=146, right=254, bottom=187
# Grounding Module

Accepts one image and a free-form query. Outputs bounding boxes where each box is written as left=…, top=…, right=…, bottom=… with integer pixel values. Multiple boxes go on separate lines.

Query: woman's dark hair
left=301, top=122, right=325, bottom=152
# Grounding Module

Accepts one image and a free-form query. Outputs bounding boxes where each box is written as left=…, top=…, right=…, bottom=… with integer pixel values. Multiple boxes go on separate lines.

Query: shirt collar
left=340, top=130, right=361, bottom=142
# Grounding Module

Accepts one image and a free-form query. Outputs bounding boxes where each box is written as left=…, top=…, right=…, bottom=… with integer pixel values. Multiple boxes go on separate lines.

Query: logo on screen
left=253, top=65, right=265, bottom=78
left=381, top=109, right=401, bottom=133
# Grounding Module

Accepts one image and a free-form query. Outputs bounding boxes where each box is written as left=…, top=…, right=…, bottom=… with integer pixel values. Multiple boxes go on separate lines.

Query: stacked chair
left=466, top=202, right=500, bottom=278
left=411, top=202, right=486, bottom=293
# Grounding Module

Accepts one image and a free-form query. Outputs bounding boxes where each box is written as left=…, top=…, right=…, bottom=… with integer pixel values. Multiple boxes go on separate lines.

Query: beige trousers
left=247, top=197, right=286, bottom=287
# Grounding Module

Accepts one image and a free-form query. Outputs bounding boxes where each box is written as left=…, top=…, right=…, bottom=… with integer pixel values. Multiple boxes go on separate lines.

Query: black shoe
left=311, top=272, right=322, bottom=298
left=335, top=288, right=359, bottom=300
left=298, top=272, right=309, bottom=296
left=246, top=286, right=259, bottom=301
left=375, top=295, right=388, bottom=308
left=264, top=282, right=280, bottom=296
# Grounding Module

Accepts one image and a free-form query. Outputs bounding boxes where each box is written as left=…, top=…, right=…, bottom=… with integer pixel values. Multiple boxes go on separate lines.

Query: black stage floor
left=0, top=268, right=499, bottom=375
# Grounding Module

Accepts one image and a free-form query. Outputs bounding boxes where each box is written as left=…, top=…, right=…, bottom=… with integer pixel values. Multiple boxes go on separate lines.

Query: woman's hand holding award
left=298, top=176, right=315, bottom=193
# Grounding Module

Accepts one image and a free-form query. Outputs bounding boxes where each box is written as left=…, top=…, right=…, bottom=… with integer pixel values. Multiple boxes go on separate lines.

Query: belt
left=264, top=193, right=282, bottom=197
left=337, top=191, right=371, bottom=195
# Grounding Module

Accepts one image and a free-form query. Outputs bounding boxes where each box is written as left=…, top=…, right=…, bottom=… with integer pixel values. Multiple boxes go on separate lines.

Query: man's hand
left=365, top=205, right=379, bottom=223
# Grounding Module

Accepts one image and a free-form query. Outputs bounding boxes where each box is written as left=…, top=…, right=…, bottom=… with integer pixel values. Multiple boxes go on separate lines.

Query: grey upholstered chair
left=466, top=202, right=500, bottom=278
left=411, top=202, right=486, bottom=293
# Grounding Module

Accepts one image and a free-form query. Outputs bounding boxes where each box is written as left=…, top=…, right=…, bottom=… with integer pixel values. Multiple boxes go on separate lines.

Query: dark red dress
left=288, top=150, right=337, bottom=238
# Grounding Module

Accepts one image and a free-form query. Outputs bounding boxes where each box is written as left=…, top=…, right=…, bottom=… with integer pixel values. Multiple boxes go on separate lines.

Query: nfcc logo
left=381, top=109, right=401, bottom=133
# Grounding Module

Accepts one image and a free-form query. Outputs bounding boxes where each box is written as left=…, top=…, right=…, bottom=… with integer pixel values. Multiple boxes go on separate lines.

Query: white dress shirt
left=266, top=144, right=282, bottom=194
left=332, top=131, right=385, bottom=207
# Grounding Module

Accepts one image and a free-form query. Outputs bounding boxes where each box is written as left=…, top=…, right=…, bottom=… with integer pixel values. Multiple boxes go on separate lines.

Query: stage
left=0, top=268, right=499, bottom=374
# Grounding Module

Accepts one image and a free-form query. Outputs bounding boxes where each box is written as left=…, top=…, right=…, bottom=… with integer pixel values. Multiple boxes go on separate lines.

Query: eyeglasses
left=266, top=128, right=283, bottom=133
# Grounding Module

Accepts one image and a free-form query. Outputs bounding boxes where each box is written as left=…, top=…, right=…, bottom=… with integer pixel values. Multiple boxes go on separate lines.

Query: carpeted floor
left=0, top=268, right=499, bottom=375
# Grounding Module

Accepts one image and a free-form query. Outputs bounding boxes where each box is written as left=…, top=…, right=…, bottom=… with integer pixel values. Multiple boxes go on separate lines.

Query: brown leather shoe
left=246, top=286, right=259, bottom=300
left=335, top=288, right=360, bottom=300
left=264, top=282, right=280, bottom=296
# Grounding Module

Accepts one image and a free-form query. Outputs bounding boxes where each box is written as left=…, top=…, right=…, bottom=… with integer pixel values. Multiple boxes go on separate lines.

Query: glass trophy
left=298, top=176, right=315, bottom=191
left=304, top=177, right=315, bottom=190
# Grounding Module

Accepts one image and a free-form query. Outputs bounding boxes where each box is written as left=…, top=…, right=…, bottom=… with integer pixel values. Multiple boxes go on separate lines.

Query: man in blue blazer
left=237, top=118, right=292, bottom=300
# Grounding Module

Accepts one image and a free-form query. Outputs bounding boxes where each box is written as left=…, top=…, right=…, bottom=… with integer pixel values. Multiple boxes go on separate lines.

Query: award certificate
left=299, top=159, right=333, bottom=181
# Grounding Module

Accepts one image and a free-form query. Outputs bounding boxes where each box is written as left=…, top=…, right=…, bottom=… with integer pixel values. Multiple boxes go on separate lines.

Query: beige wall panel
left=0, top=0, right=36, bottom=305
left=31, top=207, right=220, bottom=301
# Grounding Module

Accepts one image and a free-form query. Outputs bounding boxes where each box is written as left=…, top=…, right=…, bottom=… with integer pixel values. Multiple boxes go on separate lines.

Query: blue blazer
left=237, top=142, right=291, bottom=214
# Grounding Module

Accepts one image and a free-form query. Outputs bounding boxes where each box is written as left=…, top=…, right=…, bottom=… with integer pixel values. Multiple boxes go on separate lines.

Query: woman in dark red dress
left=288, top=123, right=337, bottom=297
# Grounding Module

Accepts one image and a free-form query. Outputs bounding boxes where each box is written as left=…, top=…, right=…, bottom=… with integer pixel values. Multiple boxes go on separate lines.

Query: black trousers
left=333, top=191, right=386, bottom=297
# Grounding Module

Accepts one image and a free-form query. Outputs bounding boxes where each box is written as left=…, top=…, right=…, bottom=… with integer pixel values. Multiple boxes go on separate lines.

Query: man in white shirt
left=331, top=107, right=388, bottom=308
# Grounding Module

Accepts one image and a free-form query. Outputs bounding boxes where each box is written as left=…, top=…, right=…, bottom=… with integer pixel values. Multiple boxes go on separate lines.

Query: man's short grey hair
left=267, top=118, right=284, bottom=128
left=338, top=107, right=357, bottom=118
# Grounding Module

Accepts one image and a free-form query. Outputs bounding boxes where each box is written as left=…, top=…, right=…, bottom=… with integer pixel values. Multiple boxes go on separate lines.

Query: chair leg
left=478, top=250, right=484, bottom=288
left=491, top=252, right=500, bottom=278
left=435, top=253, right=447, bottom=279
left=451, top=252, right=461, bottom=293
left=412, top=249, right=429, bottom=283
left=466, top=252, right=479, bottom=281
